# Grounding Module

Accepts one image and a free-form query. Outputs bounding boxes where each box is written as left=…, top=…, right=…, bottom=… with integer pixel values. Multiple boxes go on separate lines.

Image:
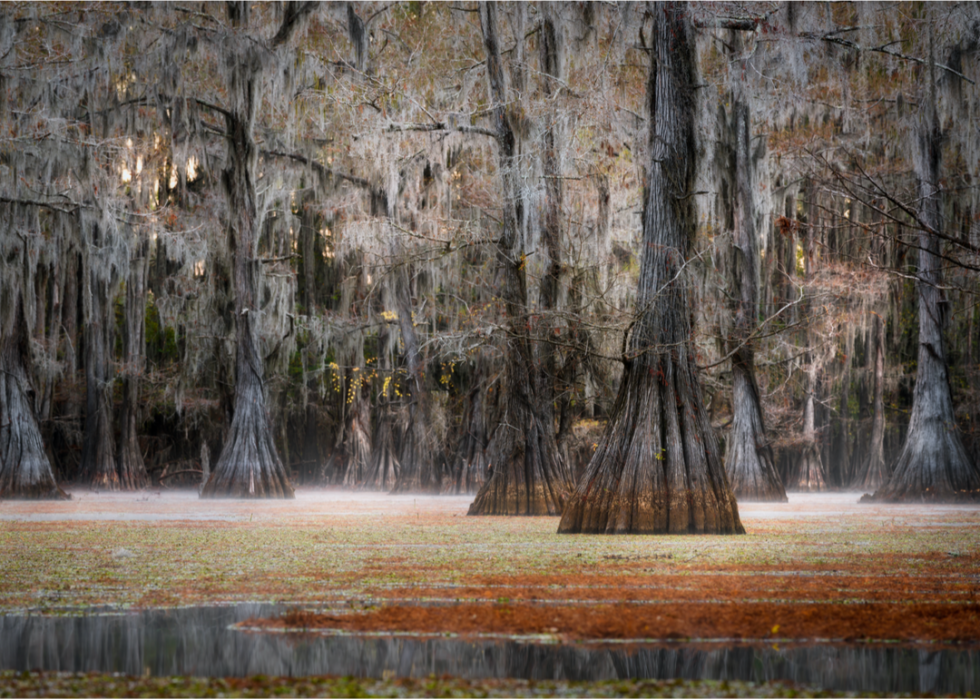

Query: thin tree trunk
left=300, top=192, right=317, bottom=315
left=81, top=262, right=118, bottom=490
left=341, top=390, right=372, bottom=487
left=392, top=270, right=439, bottom=492
left=725, top=101, right=786, bottom=502
left=559, top=2, right=743, bottom=534
left=55, top=248, right=82, bottom=478
left=117, top=239, right=149, bottom=490
left=301, top=399, right=320, bottom=484
left=365, top=326, right=398, bottom=490
left=789, top=183, right=827, bottom=491
left=450, top=364, right=489, bottom=494
left=38, top=260, right=62, bottom=424
left=468, top=2, right=573, bottom=515
left=853, top=313, right=889, bottom=490
left=367, top=405, right=400, bottom=490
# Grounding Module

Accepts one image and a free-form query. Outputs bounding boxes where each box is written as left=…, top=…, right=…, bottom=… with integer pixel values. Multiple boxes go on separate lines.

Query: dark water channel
left=1, top=604, right=978, bottom=694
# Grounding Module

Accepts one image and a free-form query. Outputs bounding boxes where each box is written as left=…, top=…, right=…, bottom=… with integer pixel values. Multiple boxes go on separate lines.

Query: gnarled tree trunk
left=467, top=2, right=573, bottom=515
left=392, top=270, right=440, bottom=492
left=871, top=112, right=980, bottom=501
left=725, top=101, right=786, bottom=502
left=202, top=4, right=302, bottom=498
left=201, top=107, right=294, bottom=496
left=558, top=2, right=743, bottom=535
left=0, top=291, right=66, bottom=499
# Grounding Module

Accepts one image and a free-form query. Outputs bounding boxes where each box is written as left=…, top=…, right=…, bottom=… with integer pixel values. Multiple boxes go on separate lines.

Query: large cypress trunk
left=725, top=101, right=786, bottom=502
left=116, top=240, right=150, bottom=490
left=0, top=292, right=66, bottom=499
left=467, top=2, right=573, bottom=515
left=201, top=5, right=294, bottom=498
left=853, top=313, right=889, bottom=490
left=201, top=110, right=294, bottom=497
left=871, top=116, right=980, bottom=501
left=558, top=2, right=743, bottom=535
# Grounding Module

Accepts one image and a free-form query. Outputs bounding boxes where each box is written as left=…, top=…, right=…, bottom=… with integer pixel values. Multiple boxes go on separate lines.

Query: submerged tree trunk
left=871, top=111, right=980, bottom=501
left=116, top=240, right=150, bottom=490
left=558, top=3, right=743, bottom=535
left=0, top=292, right=66, bottom=499
left=853, top=313, right=889, bottom=490
left=725, top=101, right=786, bottom=502
left=468, top=2, right=572, bottom=515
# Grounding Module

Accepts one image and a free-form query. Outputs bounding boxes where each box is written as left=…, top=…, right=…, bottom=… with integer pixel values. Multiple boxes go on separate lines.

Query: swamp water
left=0, top=604, right=977, bottom=694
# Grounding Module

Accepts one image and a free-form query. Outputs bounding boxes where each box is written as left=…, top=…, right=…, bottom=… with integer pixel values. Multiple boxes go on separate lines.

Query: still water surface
left=1, top=604, right=977, bottom=694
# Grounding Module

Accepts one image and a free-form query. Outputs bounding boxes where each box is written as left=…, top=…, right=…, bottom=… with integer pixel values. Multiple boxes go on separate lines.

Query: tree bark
left=201, top=4, right=297, bottom=498
left=0, top=291, right=66, bottom=499
left=392, top=270, right=440, bottom=492
left=725, top=101, right=787, bottom=502
left=789, top=359, right=828, bottom=491
left=853, top=313, right=889, bottom=490
left=116, top=239, right=150, bottom=490
left=558, top=2, right=743, bottom=534
left=468, top=2, right=573, bottom=515
left=871, top=112, right=980, bottom=501
left=367, top=404, right=400, bottom=490
left=81, top=259, right=119, bottom=490
left=789, top=183, right=828, bottom=492
left=340, top=368, right=372, bottom=487
left=449, top=364, right=489, bottom=494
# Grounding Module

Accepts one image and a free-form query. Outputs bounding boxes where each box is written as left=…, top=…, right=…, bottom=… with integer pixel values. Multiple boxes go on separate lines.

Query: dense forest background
left=2, top=1, right=980, bottom=507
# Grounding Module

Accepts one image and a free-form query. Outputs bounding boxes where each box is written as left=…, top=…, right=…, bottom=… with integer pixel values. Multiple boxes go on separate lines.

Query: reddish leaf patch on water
left=247, top=600, right=980, bottom=644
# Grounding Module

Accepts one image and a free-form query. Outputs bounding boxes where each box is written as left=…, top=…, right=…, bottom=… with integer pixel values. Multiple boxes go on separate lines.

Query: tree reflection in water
left=0, top=605, right=976, bottom=695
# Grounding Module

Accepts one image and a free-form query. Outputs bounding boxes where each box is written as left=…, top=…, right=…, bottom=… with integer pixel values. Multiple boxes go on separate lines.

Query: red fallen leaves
left=249, top=600, right=980, bottom=644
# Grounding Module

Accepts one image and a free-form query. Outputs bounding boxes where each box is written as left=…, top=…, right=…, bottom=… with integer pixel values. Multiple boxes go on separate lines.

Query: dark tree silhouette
left=558, top=2, right=743, bottom=535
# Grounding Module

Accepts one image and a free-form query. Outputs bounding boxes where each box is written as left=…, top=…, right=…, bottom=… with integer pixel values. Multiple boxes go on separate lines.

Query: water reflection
left=1, top=605, right=977, bottom=694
